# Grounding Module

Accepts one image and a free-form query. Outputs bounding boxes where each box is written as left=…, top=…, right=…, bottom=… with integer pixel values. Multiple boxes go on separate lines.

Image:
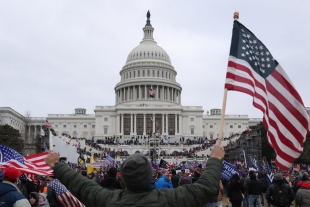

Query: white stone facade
left=0, top=16, right=273, bottom=143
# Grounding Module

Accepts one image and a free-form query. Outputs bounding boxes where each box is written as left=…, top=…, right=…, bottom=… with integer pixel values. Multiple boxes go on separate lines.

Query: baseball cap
left=4, top=167, right=22, bottom=181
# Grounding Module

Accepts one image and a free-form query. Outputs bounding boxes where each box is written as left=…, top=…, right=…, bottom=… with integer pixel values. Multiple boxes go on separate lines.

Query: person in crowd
left=266, top=173, right=295, bottom=207
left=100, top=167, right=122, bottom=190
left=45, top=175, right=62, bottom=207
left=244, top=171, right=255, bottom=207
left=29, top=192, right=40, bottom=207
left=248, top=174, right=262, bottom=207
left=39, top=193, right=50, bottom=207
left=295, top=174, right=310, bottom=207
left=217, top=180, right=224, bottom=207
left=227, top=173, right=245, bottom=207
left=0, top=167, right=31, bottom=207
left=155, top=169, right=173, bottom=189
left=44, top=141, right=225, bottom=207
left=191, top=171, right=201, bottom=184
left=178, top=174, right=192, bottom=186
left=170, top=169, right=179, bottom=188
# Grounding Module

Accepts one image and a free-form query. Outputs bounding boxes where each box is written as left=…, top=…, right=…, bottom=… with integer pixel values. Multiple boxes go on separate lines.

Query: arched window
left=130, top=72, right=131, bottom=78
left=143, top=70, right=145, bottom=77
left=147, top=70, right=150, bottom=77
left=162, top=71, right=164, bottom=78
left=152, top=70, right=155, bottom=77
left=166, top=72, right=167, bottom=79
left=169, top=73, right=170, bottom=79
left=157, top=71, right=159, bottom=77
left=138, top=70, right=140, bottom=77
left=126, top=73, right=128, bottom=79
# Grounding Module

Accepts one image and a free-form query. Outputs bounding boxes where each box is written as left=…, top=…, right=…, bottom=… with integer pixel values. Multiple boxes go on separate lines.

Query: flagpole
left=218, top=12, right=239, bottom=145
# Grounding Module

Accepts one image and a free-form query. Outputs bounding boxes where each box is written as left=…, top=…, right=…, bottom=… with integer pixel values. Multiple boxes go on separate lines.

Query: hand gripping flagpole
left=218, top=12, right=239, bottom=145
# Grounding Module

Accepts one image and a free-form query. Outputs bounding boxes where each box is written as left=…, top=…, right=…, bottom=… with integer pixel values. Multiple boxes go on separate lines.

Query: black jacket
left=266, top=180, right=295, bottom=207
left=100, top=177, right=122, bottom=190
left=227, top=180, right=245, bottom=202
left=248, top=179, right=262, bottom=195
left=171, top=175, right=179, bottom=188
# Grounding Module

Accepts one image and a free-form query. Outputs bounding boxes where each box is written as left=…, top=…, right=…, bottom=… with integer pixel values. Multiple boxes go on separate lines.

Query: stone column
left=156, top=85, right=159, bottom=100
left=144, top=85, right=147, bottom=100
left=134, top=113, right=137, bottom=134
left=143, top=114, right=146, bottom=135
left=139, top=85, right=141, bottom=100
left=133, top=86, right=136, bottom=100
left=168, top=87, right=170, bottom=101
left=121, top=114, right=124, bottom=134
left=123, top=88, right=125, bottom=102
left=179, top=114, right=183, bottom=135
left=116, top=114, right=120, bottom=134
left=175, top=114, right=177, bottom=135
left=162, top=114, right=165, bottom=135
left=130, top=114, right=133, bottom=134
left=179, top=91, right=181, bottom=104
left=166, top=114, right=168, bottom=134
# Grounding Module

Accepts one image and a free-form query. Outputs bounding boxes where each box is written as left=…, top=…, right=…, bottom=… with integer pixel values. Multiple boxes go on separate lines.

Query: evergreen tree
left=0, top=124, right=24, bottom=154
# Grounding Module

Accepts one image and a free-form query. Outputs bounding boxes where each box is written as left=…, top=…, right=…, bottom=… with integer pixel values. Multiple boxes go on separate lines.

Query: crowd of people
left=1, top=141, right=310, bottom=207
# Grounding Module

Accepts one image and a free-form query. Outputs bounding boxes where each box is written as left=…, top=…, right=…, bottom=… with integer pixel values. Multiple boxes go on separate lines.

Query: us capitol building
left=0, top=13, right=267, bottom=144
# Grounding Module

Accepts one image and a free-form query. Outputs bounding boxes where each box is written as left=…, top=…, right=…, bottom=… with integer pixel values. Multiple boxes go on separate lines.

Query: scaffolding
left=224, top=130, right=262, bottom=162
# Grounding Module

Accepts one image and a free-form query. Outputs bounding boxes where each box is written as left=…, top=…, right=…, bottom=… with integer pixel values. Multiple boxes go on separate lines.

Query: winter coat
left=100, top=177, right=122, bottom=190
left=295, top=181, right=310, bottom=207
left=53, top=157, right=223, bottom=207
left=248, top=179, right=262, bottom=195
left=155, top=174, right=173, bottom=189
left=171, top=175, right=179, bottom=188
left=265, top=180, right=295, bottom=207
left=39, top=193, right=50, bottom=207
left=227, top=179, right=245, bottom=202
left=0, top=180, right=31, bottom=207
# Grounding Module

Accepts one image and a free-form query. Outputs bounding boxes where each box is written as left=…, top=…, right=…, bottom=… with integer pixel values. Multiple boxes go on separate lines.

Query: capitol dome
left=125, top=17, right=171, bottom=64
left=126, top=41, right=171, bottom=64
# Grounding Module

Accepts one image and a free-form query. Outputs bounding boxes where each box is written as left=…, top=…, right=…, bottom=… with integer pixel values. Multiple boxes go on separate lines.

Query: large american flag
left=0, top=145, right=53, bottom=175
left=225, top=20, right=310, bottom=169
left=49, top=179, right=85, bottom=207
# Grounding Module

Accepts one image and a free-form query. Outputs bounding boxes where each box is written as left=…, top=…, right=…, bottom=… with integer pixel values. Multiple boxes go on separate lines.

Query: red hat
left=4, top=167, right=22, bottom=181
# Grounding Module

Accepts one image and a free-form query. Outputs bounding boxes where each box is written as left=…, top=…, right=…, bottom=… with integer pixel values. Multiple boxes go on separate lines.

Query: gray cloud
left=1, top=1, right=309, bottom=118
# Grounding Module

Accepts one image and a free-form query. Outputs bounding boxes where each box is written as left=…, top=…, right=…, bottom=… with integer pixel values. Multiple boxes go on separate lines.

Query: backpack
left=272, top=184, right=290, bottom=206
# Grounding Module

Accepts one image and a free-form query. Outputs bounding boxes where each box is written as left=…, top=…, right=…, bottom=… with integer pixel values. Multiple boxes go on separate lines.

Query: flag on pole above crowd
left=0, top=145, right=53, bottom=176
left=225, top=17, right=310, bottom=169
left=243, top=150, right=263, bottom=173
left=149, top=88, right=156, bottom=98
left=45, top=119, right=52, bottom=129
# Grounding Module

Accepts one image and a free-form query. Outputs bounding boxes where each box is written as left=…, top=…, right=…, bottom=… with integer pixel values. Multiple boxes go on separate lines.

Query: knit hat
left=179, top=176, right=192, bottom=186
left=120, top=153, right=152, bottom=190
left=274, top=173, right=283, bottom=180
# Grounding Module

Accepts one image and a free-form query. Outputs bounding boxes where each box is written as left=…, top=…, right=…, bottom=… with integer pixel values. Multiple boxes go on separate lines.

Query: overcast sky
left=1, top=1, right=309, bottom=119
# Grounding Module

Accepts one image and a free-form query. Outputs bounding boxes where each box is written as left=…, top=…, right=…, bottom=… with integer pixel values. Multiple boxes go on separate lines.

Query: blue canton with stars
left=229, top=20, right=279, bottom=79
left=0, top=145, right=24, bottom=163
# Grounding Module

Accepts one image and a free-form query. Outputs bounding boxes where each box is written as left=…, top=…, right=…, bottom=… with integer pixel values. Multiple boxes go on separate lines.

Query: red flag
left=225, top=20, right=310, bottom=169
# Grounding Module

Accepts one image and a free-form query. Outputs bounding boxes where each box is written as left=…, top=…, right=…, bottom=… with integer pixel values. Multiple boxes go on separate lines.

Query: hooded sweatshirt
left=29, top=192, right=40, bottom=207
left=39, top=193, right=50, bottom=207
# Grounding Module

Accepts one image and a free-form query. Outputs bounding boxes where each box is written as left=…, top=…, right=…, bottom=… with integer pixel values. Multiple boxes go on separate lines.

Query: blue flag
left=106, top=155, right=115, bottom=163
left=222, top=160, right=242, bottom=180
